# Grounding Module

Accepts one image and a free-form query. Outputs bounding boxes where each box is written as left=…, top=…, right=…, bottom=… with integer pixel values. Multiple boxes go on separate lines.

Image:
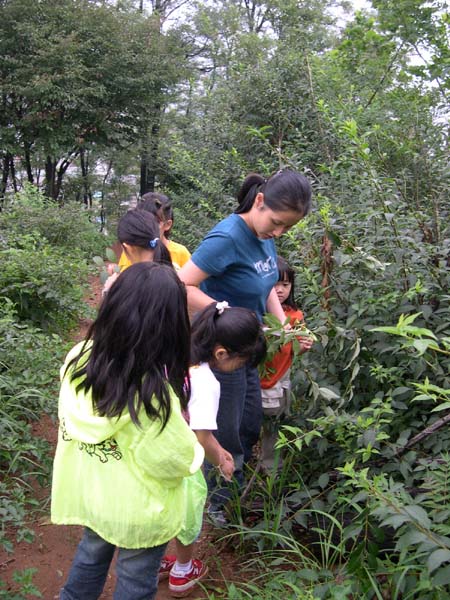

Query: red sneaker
left=159, top=554, right=177, bottom=581
left=168, top=559, right=208, bottom=597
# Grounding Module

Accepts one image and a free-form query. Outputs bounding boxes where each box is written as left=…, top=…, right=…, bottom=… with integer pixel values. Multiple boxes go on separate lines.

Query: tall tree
left=138, top=0, right=192, bottom=195
left=0, top=0, right=172, bottom=200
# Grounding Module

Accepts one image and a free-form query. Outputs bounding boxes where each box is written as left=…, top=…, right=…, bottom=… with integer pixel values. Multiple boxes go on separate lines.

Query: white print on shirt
left=253, top=255, right=277, bottom=276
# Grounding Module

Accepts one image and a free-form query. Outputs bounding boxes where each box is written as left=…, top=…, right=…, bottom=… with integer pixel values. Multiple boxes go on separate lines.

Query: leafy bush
left=0, top=191, right=97, bottom=554
left=0, top=568, right=42, bottom=598
left=0, top=301, right=65, bottom=551
left=0, top=245, right=89, bottom=332
left=225, top=320, right=450, bottom=598
left=0, top=299, right=67, bottom=396
left=0, top=184, right=110, bottom=260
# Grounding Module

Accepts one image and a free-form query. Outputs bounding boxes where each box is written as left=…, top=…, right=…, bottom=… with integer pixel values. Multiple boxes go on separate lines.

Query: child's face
left=274, top=278, right=292, bottom=305
left=159, top=219, right=173, bottom=239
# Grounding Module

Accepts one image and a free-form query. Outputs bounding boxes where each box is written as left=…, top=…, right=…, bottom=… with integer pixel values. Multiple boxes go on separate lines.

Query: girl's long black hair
left=277, top=256, right=298, bottom=310
left=191, top=303, right=266, bottom=367
left=67, top=262, right=191, bottom=428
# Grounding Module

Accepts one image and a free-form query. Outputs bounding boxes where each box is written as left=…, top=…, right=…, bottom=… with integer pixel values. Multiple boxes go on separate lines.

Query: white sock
left=171, top=560, right=193, bottom=576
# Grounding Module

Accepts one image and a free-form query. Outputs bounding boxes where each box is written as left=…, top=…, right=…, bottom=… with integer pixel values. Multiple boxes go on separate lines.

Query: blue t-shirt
left=191, top=214, right=278, bottom=320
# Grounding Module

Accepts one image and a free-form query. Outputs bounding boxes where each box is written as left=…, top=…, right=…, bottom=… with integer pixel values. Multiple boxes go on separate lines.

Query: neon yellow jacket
left=51, top=343, right=204, bottom=549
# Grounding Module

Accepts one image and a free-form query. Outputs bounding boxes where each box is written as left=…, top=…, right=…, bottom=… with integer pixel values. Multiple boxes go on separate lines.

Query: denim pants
left=60, top=527, right=167, bottom=600
left=207, top=364, right=262, bottom=509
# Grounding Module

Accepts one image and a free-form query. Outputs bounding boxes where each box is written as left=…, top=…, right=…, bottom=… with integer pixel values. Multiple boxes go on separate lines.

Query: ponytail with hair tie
left=215, top=301, right=229, bottom=315
left=235, top=169, right=312, bottom=217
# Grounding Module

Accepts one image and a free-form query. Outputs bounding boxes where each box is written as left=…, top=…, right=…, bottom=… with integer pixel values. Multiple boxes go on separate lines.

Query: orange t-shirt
left=260, top=307, right=304, bottom=389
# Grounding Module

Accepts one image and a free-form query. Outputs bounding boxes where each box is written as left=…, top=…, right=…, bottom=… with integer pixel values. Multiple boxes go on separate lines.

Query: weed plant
left=0, top=186, right=107, bottom=558
left=0, top=303, right=65, bottom=551
left=1, top=183, right=110, bottom=260
left=215, top=321, right=450, bottom=598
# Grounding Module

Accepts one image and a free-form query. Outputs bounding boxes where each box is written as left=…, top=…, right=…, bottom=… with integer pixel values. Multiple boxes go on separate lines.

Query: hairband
left=148, top=238, right=159, bottom=249
left=216, top=301, right=229, bottom=315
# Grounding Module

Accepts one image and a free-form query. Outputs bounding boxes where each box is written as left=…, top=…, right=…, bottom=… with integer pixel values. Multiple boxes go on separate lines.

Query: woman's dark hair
left=67, top=262, right=191, bottom=428
left=139, top=192, right=174, bottom=238
left=191, top=304, right=266, bottom=366
left=277, top=256, right=298, bottom=310
left=118, top=209, right=172, bottom=266
left=235, top=169, right=312, bottom=217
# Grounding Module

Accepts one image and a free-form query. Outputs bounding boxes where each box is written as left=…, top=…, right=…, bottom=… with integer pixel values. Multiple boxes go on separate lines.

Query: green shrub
left=0, top=299, right=67, bottom=394
left=0, top=184, right=111, bottom=260
left=0, top=296, right=67, bottom=552
left=0, top=246, right=90, bottom=332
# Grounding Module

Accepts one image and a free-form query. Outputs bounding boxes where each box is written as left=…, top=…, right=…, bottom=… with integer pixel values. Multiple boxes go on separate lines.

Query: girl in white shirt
left=161, top=301, right=266, bottom=598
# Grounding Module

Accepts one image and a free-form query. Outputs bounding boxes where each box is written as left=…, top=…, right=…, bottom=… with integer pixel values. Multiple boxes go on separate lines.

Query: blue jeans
left=207, top=365, right=262, bottom=509
left=60, top=527, right=167, bottom=600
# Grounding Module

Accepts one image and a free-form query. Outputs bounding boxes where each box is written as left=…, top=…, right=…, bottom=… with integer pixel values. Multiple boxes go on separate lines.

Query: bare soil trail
left=0, top=272, right=238, bottom=599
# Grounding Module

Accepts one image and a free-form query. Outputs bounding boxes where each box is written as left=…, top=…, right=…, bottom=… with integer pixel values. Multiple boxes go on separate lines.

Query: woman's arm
left=177, top=259, right=216, bottom=312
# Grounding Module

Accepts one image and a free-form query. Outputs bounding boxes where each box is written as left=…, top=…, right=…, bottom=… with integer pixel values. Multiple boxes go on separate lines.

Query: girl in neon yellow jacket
left=51, top=262, right=204, bottom=600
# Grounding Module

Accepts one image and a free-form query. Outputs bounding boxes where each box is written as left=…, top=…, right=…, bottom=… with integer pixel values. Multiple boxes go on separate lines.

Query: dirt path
left=0, top=272, right=238, bottom=599
left=1, top=412, right=237, bottom=599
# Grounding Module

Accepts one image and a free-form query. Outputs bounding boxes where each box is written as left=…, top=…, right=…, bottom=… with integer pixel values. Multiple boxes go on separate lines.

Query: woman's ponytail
left=234, top=170, right=311, bottom=217
left=235, top=173, right=266, bottom=214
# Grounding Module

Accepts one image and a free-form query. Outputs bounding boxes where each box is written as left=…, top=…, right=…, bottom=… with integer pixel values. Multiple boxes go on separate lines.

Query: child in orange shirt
left=260, top=257, right=313, bottom=472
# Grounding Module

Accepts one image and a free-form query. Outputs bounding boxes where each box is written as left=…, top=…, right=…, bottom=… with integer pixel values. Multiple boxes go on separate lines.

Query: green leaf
left=105, top=248, right=117, bottom=262
left=318, top=387, right=340, bottom=401
left=297, top=568, right=319, bottom=582
left=392, top=386, right=411, bottom=396
left=412, top=339, right=432, bottom=355
left=427, top=549, right=450, bottom=573
left=403, top=505, right=431, bottom=528
left=433, top=565, right=450, bottom=586
left=395, top=529, right=429, bottom=551
left=431, top=403, right=450, bottom=413
left=93, top=255, right=105, bottom=267
left=318, top=473, right=329, bottom=489
left=380, top=514, right=411, bottom=529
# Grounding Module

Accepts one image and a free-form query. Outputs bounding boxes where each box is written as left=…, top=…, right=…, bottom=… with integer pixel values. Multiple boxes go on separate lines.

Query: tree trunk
left=55, top=156, right=75, bottom=204
left=140, top=106, right=162, bottom=195
left=45, top=156, right=56, bottom=199
left=0, top=152, right=11, bottom=209
left=9, top=155, right=18, bottom=193
left=80, top=147, right=92, bottom=208
left=23, top=143, right=34, bottom=183
left=139, top=1, right=164, bottom=196
left=100, top=159, right=112, bottom=233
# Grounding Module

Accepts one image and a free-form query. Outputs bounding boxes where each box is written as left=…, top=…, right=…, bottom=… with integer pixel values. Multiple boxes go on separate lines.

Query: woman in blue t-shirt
left=178, top=169, right=312, bottom=520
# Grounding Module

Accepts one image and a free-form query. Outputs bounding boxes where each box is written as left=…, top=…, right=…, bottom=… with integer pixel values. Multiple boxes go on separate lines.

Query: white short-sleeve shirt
left=188, top=363, right=220, bottom=431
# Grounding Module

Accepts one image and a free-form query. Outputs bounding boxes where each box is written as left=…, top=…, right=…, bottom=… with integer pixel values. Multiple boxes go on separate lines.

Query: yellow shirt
left=118, top=239, right=191, bottom=271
